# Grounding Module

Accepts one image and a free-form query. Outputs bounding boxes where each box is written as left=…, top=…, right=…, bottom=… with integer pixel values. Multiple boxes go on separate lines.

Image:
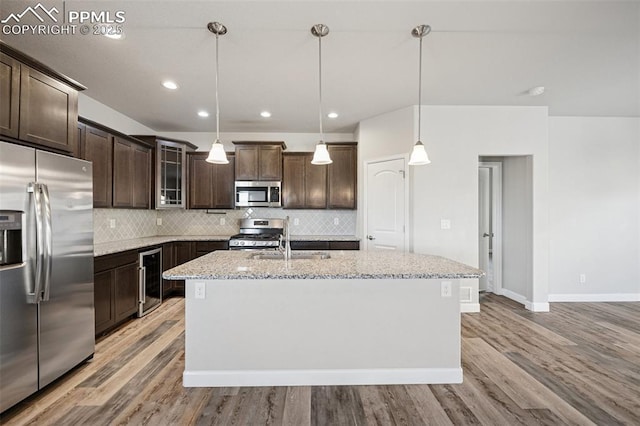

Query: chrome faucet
left=279, top=216, right=292, bottom=261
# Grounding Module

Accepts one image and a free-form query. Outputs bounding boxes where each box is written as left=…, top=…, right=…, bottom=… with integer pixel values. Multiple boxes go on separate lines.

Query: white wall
left=502, top=156, right=534, bottom=300
left=78, top=93, right=154, bottom=134
left=548, top=117, right=640, bottom=301
left=359, top=105, right=550, bottom=311
left=156, top=132, right=354, bottom=152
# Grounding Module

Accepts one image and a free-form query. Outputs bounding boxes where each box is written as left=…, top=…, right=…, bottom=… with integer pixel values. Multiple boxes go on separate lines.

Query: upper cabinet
left=79, top=118, right=153, bottom=209
left=282, top=153, right=327, bottom=209
left=187, top=152, right=235, bottom=209
left=133, top=136, right=197, bottom=209
left=0, top=44, right=85, bottom=156
left=233, top=141, right=286, bottom=181
left=327, top=143, right=357, bottom=209
left=282, top=143, right=357, bottom=210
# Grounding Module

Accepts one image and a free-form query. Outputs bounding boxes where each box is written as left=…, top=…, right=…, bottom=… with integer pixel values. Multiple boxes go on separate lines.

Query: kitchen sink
left=250, top=252, right=331, bottom=260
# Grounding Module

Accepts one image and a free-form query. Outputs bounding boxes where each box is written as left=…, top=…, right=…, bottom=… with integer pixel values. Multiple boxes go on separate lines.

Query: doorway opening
left=479, top=156, right=534, bottom=307
left=478, top=161, right=503, bottom=296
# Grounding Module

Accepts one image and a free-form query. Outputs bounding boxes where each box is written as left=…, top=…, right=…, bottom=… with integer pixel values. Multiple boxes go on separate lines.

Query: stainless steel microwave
left=235, top=181, right=281, bottom=207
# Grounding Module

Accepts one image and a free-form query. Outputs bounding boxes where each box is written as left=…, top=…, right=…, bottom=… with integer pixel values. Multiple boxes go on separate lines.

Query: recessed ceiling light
left=197, top=110, right=210, bottom=118
left=527, top=86, right=545, bottom=96
left=162, top=81, right=179, bottom=90
left=104, top=33, right=123, bottom=40
left=327, top=112, right=339, bottom=119
left=260, top=111, right=272, bottom=118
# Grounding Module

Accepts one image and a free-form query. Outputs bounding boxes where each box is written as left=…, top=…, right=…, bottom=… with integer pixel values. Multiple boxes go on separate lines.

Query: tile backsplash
left=94, top=208, right=357, bottom=244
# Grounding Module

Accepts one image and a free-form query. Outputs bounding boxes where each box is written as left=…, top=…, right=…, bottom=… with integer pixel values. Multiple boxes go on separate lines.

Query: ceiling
left=2, top=1, right=639, bottom=133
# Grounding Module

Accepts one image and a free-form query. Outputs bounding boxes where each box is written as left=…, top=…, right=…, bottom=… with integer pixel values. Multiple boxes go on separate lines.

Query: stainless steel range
left=229, top=218, right=284, bottom=250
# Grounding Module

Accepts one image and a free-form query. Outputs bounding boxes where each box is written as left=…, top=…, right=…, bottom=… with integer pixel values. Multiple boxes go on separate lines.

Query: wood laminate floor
left=1, top=294, right=639, bottom=425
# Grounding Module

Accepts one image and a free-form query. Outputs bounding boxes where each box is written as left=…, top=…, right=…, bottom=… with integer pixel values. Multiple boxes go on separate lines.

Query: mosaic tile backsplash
left=94, top=208, right=357, bottom=244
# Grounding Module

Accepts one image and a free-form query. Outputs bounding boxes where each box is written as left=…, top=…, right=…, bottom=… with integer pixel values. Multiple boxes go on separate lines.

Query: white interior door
left=365, top=158, right=406, bottom=251
left=478, top=167, right=491, bottom=291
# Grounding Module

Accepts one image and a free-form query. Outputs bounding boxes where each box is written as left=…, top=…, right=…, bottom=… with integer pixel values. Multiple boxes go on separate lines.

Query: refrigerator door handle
left=26, top=183, right=40, bottom=303
left=30, top=183, right=45, bottom=303
left=40, top=183, right=53, bottom=302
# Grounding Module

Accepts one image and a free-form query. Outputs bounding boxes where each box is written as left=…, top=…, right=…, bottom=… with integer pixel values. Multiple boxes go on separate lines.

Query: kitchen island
left=163, top=250, right=482, bottom=387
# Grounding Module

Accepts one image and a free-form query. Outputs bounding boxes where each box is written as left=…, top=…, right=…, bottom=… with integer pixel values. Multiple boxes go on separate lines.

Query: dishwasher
left=138, top=247, right=162, bottom=317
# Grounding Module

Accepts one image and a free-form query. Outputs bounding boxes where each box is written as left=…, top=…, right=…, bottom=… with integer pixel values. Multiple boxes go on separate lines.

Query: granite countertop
left=94, top=235, right=360, bottom=256
left=290, top=235, right=360, bottom=241
left=163, top=250, right=483, bottom=280
left=94, top=235, right=232, bottom=257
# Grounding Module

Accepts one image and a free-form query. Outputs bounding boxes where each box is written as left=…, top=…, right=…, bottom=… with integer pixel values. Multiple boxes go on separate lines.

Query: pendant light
left=310, top=24, right=332, bottom=165
left=205, top=21, right=229, bottom=164
left=408, top=24, right=431, bottom=166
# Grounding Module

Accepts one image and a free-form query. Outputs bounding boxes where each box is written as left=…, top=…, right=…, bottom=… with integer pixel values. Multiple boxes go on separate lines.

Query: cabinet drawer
left=195, top=241, right=229, bottom=254
left=95, top=250, right=138, bottom=273
left=290, top=241, right=330, bottom=251
left=329, top=241, right=360, bottom=250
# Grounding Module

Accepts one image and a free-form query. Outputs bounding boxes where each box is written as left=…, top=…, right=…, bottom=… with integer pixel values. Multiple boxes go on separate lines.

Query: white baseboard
left=461, top=302, right=480, bottom=313
left=183, top=368, right=463, bottom=387
left=525, top=301, right=550, bottom=312
left=548, top=293, right=640, bottom=302
left=497, top=289, right=550, bottom=312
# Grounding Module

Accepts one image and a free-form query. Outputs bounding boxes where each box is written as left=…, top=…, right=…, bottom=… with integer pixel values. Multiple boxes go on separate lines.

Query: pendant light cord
left=318, top=34, right=324, bottom=143
left=417, top=34, right=422, bottom=143
left=215, top=32, right=220, bottom=142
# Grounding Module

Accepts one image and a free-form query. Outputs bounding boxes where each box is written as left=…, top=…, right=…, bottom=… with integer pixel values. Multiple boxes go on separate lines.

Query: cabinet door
left=94, top=270, right=115, bottom=335
left=259, top=145, right=282, bottom=181
left=18, top=66, right=78, bottom=154
left=283, top=155, right=306, bottom=208
left=235, top=145, right=259, bottom=180
left=188, top=154, right=213, bottom=209
left=212, top=155, right=235, bottom=209
left=82, top=124, right=113, bottom=208
left=327, top=145, right=357, bottom=209
left=113, top=137, right=134, bottom=207
left=114, top=262, right=139, bottom=322
left=306, top=158, right=327, bottom=209
left=132, top=144, right=151, bottom=208
left=0, top=53, right=20, bottom=139
left=157, top=140, right=187, bottom=208
left=162, top=243, right=176, bottom=298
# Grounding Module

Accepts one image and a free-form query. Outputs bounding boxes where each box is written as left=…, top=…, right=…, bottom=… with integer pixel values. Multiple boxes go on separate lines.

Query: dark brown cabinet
left=0, top=53, right=20, bottom=139
left=113, top=137, right=151, bottom=209
left=327, top=143, right=357, bottom=209
left=290, top=240, right=360, bottom=251
left=79, top=122, right=113, bottom=208
left=162, top=243, right=177, bottom=298
left=94, top=250, right=139, bottom=336
left=233, top=142, right=285, bottom=181
left=195, top=241, right=229, bottom=258
left=0, top=46, right=84, bottom=155
left=172, top=241, right=197, bottom=294
left=283, top=153, right=327, bottom=209
left=188, top=152, right=235, bottom=209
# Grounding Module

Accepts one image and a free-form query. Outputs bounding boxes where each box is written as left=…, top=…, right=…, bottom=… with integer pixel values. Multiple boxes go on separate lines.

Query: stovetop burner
left=229, top=218, right=284, bottom=249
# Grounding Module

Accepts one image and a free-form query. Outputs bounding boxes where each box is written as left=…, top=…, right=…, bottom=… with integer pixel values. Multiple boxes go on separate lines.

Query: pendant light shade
left=206, top=21, right=229, bottom=164
left=408, top=24, right=431, bottom=166
left=311, top=24, right=332, bottom=165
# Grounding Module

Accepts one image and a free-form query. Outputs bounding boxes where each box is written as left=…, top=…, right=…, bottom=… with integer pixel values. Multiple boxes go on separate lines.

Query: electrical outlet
left=109, top=219, right=116, bottom=229
left=334, top=217, right=339, bottom=225
left=293, top=218, right=299, bottom=226
left=441, top=281, right=452, bottom=297
left=579, top=274, right=586, bottom=284
left=195, top=282, right=206, bottom=299
left=156, top=218, right=162, bottom=226
left=220, top=217, right=226, bottom=226
left=441, top=219, right=451, bottom=230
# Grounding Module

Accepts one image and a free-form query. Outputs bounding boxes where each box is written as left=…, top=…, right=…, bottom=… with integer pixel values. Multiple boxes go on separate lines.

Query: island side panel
left=184, top=278, right=461, bottom=387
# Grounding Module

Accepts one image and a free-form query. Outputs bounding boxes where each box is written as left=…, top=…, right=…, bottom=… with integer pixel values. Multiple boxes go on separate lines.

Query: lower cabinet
left=290, top=240, right=360, bottom=250
left=94, top=250, right=139, bottom=336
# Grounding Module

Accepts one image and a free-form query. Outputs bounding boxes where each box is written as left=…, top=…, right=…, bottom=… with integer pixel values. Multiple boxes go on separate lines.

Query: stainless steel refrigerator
left=0, top=141, right=95, bottom=413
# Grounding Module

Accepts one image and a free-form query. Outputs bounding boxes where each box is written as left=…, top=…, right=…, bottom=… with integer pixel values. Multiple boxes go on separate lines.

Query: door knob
left=482, top=233, right=494, bottom=238
left=367, top=235, right=375, bottom=240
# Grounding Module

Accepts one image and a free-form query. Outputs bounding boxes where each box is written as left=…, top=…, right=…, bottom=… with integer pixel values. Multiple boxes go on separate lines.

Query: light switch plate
left=156, top=218, right=162, bottom=226
left=109, top=219, right=116, bottom=229
left=441, top=281, right=452, bottom=297
left=441, top=219, right=451, bottom=230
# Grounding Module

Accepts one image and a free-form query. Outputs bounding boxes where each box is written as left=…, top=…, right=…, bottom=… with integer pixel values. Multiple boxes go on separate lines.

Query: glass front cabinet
left=132, top=136, right=197, bottom=209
